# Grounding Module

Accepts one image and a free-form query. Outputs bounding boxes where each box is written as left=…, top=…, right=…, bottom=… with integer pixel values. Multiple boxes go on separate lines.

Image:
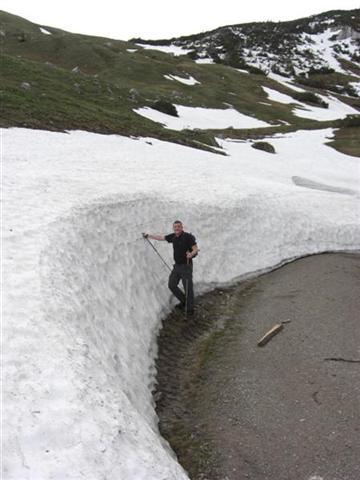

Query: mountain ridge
left=133, top=9, right=360, bottom=43
left=1, top=9, right=359, bottom=156
left=132, top=9, right=360, bottom=77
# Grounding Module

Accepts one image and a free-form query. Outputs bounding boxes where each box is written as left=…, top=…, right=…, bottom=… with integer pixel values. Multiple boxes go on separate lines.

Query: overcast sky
left=2, top=0, right=359, bottom=40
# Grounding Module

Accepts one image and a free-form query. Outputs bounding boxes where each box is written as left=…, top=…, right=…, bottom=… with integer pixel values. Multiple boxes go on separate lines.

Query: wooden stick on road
left=257, top=323, right=284, bottom=347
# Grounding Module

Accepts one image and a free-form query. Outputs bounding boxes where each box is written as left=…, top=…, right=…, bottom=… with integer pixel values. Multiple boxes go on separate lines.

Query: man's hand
left=143, top=233, right=165, bottom=241
left=186, top=244, right=199, bottom=259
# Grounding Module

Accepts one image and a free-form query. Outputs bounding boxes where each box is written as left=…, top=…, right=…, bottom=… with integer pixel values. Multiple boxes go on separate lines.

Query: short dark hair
left=173, top=220, right=182, bottom=225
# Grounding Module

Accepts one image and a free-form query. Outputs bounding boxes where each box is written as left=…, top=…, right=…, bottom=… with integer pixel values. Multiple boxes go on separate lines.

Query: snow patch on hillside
left=293, top=94, right=359, bottom=121
left=39, top=27, right=51, bottom=35
left=136, top=43, right=192, bottom=56
left=164, top=74, right=200, bottom=85
left=134, top=105, right=271, bottom=130
left=350, top=81, right=360, bottom=96
left=195, top=57, right=214, bottom=64
left=298, top=29, right=346, bottom=74
left=3, top=127, right=360, bottom=480
left=263, top=84, right=359, bottom=120
left=262, top=86, right=298, bottom=105
left=267, top=73, right=306, bottom=93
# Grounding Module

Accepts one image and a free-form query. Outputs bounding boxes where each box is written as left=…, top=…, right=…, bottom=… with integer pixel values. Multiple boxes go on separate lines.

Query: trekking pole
left=185, top=257, right=190, bottom=318
left=143, top=235, right=172, bottom=272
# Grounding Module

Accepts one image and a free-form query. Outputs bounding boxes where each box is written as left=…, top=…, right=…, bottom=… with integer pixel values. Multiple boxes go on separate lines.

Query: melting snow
left=263, top=80, right=359, bottom=120
left=3, top=127, right=360, bottom=479
left=39, top=27, right=51, bottom=35
left=164, top=74, right=200, bottom=85
left=263, top=86, right=298, bottom=105
left=136, top=43, right=192, bottom=56
left=134, top=105, right=271, bottom=130
left=126, top=48, right=138, bottom=53
left=299, top=29, right=346, bottom=74
left=350, top=82, right=360, bottom=96
left=293, top=94, right=358, bottom=121
left=267, top=72, right=305, bottom=93
left=195, top=58, right=214, bottom=64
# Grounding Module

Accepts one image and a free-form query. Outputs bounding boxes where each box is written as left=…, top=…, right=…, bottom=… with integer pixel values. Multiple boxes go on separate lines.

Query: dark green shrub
left=308, top=66, right=335, bottom=75
left=251, top=141, right=276, bottom=154
left=342, top=84, right=359, bottom=97
left=186, top=50, right=199, bottom=60
left=223, top=49, right=246, bottom=69
left=152, top=100, right=178, bottom=117
left=293, top=91, right=328, bottom=108
left=246, top=64, right=266, bottom=75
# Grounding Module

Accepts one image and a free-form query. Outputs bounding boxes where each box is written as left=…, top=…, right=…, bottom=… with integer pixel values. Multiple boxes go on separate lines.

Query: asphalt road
left=155, top=253, right=360, bottom=480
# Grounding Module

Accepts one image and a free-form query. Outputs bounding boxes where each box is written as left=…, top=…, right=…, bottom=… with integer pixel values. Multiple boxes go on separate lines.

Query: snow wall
left=3, top=128, right=360, bottom=479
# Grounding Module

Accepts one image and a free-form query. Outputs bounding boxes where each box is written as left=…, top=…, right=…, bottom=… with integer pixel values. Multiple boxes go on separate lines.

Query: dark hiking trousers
left=168, top=263, right=194, bottom=311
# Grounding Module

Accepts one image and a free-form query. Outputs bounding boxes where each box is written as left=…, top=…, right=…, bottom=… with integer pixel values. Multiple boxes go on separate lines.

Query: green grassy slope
left=1, top=10, right=359, bottom=155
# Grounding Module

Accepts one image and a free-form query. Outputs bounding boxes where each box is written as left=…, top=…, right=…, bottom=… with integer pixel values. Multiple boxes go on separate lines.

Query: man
left=143, top=220, right=198, bottom=315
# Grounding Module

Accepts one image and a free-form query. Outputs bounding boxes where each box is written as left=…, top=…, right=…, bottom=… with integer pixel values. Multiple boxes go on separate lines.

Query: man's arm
left=142, top=233, right=165, bottom=241
left=186, top=244, right=199, bottom=258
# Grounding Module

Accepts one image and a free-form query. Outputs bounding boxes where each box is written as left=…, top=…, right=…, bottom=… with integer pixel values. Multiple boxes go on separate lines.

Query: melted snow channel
left=3, top=128, right=360, bottom=480
left=134, top=105, right=271, bottom=130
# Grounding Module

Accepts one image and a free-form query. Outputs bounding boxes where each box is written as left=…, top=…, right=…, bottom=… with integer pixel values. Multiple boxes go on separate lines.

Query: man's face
left=173, top=222, right=183, bottom=236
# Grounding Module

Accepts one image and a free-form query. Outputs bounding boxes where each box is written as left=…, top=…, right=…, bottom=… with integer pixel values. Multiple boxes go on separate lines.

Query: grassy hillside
left=1, top=10, right=359, bottom=155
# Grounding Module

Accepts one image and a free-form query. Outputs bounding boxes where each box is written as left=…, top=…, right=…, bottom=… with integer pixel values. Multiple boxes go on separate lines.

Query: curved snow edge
left=5, top=191, right=357, bottom=480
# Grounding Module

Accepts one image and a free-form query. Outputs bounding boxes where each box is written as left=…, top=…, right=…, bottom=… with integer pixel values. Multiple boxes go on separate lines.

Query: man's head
left=172, top=220, right=184, bottom=236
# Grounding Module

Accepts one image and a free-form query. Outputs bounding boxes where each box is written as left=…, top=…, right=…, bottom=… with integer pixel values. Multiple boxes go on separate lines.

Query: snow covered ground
left=3, top=127, right=360, bottom=480
left=134, top=105, right=271, bottom=130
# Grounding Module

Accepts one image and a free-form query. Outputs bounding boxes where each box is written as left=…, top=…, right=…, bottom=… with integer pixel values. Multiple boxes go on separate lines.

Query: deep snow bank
left=3, top=128, right=360, bottom=479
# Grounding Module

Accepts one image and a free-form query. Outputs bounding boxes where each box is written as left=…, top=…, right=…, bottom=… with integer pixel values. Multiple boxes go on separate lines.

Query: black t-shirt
left=165, top=231, right=197, bottom=265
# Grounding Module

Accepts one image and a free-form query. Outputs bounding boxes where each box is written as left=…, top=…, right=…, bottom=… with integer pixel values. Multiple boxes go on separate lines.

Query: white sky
left=1, top=0, right=359, bottom=40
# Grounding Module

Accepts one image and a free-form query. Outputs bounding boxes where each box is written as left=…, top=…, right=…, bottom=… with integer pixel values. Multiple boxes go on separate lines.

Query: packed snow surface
left=134, top=105, right=271, bottom=130
left=136, top=43, right=192, bottom=56
left=4, top=127, right=360, bottom=480
left=164, top=74, right=200, bottom=85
